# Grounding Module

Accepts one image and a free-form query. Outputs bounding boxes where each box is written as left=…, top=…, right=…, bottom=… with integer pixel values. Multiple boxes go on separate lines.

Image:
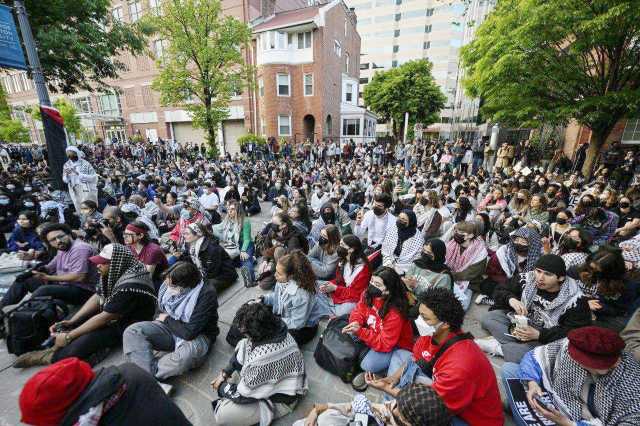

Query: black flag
left=40, top=105, right=67, bottom=190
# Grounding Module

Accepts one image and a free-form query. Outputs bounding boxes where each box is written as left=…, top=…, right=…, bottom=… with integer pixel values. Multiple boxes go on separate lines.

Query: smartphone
left=504, top=332, right=519, bottom=339
left=533, top=394, right=555, bottom=411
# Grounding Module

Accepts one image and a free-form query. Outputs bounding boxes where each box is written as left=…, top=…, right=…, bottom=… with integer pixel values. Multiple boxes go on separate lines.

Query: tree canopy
left=1, top=0, right=151, bottom=94
left=145, top=0, right=252, bottom=157
left=363, top=59, right=445, bottom=137
left=461, top=0, right=640, bottom=177
left=0, top=85, right=30, bottom=143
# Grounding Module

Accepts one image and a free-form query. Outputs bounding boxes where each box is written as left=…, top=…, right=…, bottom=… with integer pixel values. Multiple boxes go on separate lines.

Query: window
left=287, top=33, right=293, bottom=46
left=278, top=115, right=291, bottom=136
left=72, top=96, right=93, bottom=114
left=334, top=40, right=341, bottom=57
left=395, top=0, right=402, bottom=4
left=425, top=25, right=432, bottom=33
left=258, top=78, right=264, bottom=97
left=277, top=31, right=286, bottom=49
left=344, top=20, right=348, bottom=37
left=149, top=0, right=161, bottom=15
left=403, top=10, right=425, bottom=19
left=622, top=118, right=640, bottom=144
left=111, top=6, right=123, bottom=22
left=395, top=13, right=401, bottom=21
left=297, top=31, right=311, bottom=49
left=99, top=93, right=121, bottom=116
left=372, top=62, right=384, bottom=69
left=345, top=53, right=350, bottom=73
left=269, top=31, right=276, bottom=49
left=394, top=29, right=400, bottom=37
left=360, top=62, right=369, bottom=70
left=359, top=77, right=369, bottom=84
left=374, top=14, right=394, bottom=23
left=424, top=41, right=430, bottom=49
left=392, top=60, right=398, bottom=67
left=303, top=74, right=313, bottom=96
left=153, top=39, right=167, bottom=59
left=393, top=45, right=399, bottom=53
left=342, top=119, right=360, bottom=136
left=277, top=73, right=290, bottom=96
left=346, top=83, right=353, bottom=102
left=426, top=8, right=434, bottom=16
left=128, top=1, right=142, bottom=22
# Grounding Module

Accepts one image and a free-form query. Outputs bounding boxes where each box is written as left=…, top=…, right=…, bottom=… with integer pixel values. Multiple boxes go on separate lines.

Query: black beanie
left=535, top=254, right=566, bottom=277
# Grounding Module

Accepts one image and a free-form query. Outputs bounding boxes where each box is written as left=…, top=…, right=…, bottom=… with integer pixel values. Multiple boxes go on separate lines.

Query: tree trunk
left=581, top=131, right=607, bottom=180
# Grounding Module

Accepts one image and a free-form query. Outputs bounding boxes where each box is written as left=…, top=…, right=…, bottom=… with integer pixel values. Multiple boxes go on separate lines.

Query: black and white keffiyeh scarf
left=534, top=339, right=640, bottom=425
left=496, top=227, right=542, bottom=278
left=97, top=244, right=155, bottom=306
left=519, top=271, right=582, bottom=328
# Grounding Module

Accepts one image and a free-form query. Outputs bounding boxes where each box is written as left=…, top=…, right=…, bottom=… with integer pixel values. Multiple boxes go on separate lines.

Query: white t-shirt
left=199, top=191, right=220, bottom=210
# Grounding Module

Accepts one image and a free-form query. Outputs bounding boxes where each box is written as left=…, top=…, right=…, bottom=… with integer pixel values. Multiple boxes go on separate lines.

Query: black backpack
left=6, top=296, right=68, bottom=356
left=313, top=315, right=365, bottom=382
left=416, top=332, right=474, bottom=378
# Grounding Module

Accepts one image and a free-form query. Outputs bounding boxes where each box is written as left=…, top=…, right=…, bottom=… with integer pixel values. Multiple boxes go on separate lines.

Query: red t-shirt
left=412, top=332, right=504, bottom=426
left=349, top=295, right=414, bottom=352
left=129, top=242, right=168, bottom=274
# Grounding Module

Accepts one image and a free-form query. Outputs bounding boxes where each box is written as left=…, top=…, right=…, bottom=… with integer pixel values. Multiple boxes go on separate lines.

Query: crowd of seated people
left=2, top=135, right=640, bottom=426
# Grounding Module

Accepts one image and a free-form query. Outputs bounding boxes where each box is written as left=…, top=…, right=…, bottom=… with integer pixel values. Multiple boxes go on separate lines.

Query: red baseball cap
left=20, top=358, right=95, bottom=426
left=568, top=326, right=625, bottom=370
left=88, top=244, right=113, bottom=265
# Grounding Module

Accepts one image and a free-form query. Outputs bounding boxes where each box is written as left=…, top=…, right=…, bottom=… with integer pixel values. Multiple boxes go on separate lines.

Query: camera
left=15, top=263, right=48, bottom=282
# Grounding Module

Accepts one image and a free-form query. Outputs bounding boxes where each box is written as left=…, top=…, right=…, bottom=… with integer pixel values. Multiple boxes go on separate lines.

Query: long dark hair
left=366, top=266, right=408, bottom=318
left=579, top=247, right=626, bottom=297
left=278, top=250, right=316, bottom=294
left=342, top=234, right=369, bottom=269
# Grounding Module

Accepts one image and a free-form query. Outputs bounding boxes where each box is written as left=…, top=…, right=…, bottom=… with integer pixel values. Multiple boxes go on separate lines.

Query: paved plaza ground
left=0, top=202, right=514, bottom=425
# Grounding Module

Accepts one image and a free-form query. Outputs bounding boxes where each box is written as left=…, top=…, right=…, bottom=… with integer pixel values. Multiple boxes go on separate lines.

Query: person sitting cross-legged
left=477, top=254, right=591, bottom=363
left=502, top=326, right=640, bottom=426
left=123, top=261, right=218, bottom=384
left=377, top=288, right=504, bottom=426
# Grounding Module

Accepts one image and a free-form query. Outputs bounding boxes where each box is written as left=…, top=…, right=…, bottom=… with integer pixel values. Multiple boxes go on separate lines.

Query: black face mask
left=318, top=236, right=329, bottom=246
left=620, top=202, right=631, bottom=209
left=336, top=246, right=348, bottom=258
left=321, top=211, right=335, bottom=224
left=396, top=221, right=408, bottom=231
left=560, top=238, right=578, bottom=251
left=513, top=243, right=529, bottom=255
left=453, top=233, right=466, bottom=244
left=373, top=206, right=385, bottom=216
left=367, top=285, right=383, bottom=299
left=68, top=156, right=78, bottom=162
left=556, top=218, right=567, bottom=225
left=419, top=197, right=429, bottom=206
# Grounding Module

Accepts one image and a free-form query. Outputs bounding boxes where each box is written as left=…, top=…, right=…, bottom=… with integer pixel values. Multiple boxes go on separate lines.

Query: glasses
left=123, top=232, right=138, bottom=238
left=47, top=234, right=67, bottom=244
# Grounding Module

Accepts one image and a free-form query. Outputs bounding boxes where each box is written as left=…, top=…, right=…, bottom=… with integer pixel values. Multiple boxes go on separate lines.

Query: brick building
left=2, top=0, right=372, bottom=153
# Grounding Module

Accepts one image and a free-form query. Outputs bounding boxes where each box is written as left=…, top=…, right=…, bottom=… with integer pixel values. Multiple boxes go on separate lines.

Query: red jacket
left=349, top=295, right=413, bottom=353
left=412, top=332, right=504, bottom=426
left=330, top=263, right=371, bottom=305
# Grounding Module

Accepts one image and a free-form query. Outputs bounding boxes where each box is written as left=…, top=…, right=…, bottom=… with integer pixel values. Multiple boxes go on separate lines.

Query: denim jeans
left=360, top=349, right=395, bottom=373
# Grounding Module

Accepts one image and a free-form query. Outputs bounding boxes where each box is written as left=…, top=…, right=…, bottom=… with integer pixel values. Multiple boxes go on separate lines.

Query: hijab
left=395, top=209, right=418, bottom=256
left=414, top=239, right=450, bottom=273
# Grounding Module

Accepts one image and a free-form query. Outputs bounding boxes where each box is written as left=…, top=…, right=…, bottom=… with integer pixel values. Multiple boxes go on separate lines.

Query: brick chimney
left=261, top=0, right=276, bottom=17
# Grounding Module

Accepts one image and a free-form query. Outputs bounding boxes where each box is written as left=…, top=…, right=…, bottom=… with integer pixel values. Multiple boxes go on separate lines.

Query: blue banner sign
left=0, top=4, right=27, bottom=70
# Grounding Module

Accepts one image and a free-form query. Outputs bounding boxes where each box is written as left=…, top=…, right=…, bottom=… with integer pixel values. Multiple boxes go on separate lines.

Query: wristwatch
left=64, top=333, right=73, bottom=345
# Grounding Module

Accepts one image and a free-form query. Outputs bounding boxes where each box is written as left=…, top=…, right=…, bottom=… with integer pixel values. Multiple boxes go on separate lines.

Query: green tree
left=461, top=0, right=640, bottom=178
left=145, top=0, right=252, bottom=157
left=53, top=98, right=82, bottom=137
left=1, top=0, right=151, bottom=94
left=0, top=85, right=30, bottom=143
left=363, top=59, right=446, bottom=137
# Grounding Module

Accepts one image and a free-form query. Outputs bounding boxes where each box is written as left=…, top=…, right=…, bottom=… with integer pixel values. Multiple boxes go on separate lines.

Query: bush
left=237, top=133, right=266, bottom=147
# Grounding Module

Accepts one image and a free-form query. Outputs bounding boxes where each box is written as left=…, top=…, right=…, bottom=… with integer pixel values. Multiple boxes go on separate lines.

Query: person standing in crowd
left=63, top=146, right=98, bottom=213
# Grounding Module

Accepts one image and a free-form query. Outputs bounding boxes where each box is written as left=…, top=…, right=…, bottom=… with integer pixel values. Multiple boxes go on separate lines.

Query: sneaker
left=241, top=266, right=255, bottom=288
left=351, top=372, right=368, bottom=392
left=159, top=382, right=174, bottom=395
left=475, top=336, right=503, bottom=357
left=475, top=294, right=495, bottom=306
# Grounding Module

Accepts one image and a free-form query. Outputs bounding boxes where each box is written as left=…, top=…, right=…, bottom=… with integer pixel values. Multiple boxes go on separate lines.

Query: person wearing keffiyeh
left=14, top=244, right=157, bottom=369
left=381, top=210, right=424, bottom=275
left=63, top=146, right=98, bottom=213
left=485, top=227, right=542, bottom=291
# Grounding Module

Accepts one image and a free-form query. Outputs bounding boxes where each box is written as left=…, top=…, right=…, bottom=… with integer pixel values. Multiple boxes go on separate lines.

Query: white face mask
left=415, top=316, right=442, bottom=337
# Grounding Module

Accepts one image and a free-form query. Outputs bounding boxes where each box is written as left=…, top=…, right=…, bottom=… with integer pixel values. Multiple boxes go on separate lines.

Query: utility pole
left=13, top=0, right=66, bottom=189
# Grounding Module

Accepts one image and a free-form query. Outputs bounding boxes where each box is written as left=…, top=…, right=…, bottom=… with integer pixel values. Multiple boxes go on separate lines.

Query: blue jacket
left=7, top=225, right=45, bottom=252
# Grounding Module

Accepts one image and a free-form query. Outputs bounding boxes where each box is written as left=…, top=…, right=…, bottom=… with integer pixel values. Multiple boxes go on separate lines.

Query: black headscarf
left=414, top=238, right=450, bottom=273
left=395, top=209, right=418, bottom=256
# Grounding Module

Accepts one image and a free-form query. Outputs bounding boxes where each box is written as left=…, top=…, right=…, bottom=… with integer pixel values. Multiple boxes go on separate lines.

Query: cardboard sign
left=505, top=378, right=557, bottom=426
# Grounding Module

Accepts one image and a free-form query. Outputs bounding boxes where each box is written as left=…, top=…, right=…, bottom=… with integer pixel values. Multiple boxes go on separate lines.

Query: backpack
left=313, top=315, right=365, bottom=382
left=416, top=332, right=474, bottom=378
left=6, top=296, right=69, bottom=356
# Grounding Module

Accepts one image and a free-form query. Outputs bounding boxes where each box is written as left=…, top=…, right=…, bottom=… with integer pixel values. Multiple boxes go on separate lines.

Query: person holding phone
left=477, top=254, right=591, bottom=363
left=502, top=326, right=640, bottom=426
